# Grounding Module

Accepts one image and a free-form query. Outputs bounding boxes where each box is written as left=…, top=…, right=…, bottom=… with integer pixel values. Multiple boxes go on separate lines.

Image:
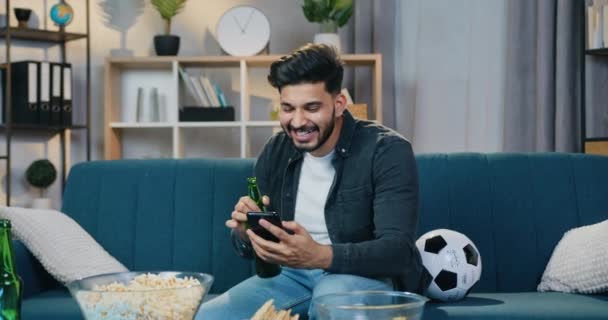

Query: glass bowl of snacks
left=313, top=291, right=428, bottom=320
left=67, top=271, right=213, bottom=320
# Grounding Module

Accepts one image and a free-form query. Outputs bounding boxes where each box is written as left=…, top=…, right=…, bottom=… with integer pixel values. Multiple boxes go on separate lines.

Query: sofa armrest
left=13, top=240, right=61, bottom=299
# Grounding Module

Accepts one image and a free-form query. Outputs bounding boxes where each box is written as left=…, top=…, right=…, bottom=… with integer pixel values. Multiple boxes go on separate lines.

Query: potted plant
left=151, top=0, right=187, bottom=56
left=14, top=8, right=32, bottom=28
left=26, top=159, right=57, bottom=209
left=301, top=0, right=353, bottom=53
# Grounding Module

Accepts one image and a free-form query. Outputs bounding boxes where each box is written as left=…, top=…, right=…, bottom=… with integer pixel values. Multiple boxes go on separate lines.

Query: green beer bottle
left=247, top=177, right=281, bottom=278
left=0, top=219, right=22, bottom=320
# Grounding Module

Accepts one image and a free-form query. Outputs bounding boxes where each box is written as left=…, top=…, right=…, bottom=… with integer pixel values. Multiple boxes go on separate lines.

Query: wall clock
left=216, top=6, right=271, bottom=56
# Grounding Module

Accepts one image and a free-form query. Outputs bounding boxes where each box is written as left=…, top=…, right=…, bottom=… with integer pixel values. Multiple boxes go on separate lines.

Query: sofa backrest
left=63, top=153, right=608, bottom=294
left=416, top=153, right=608, bottom=292
left=62, top=159, right=256, bottom=293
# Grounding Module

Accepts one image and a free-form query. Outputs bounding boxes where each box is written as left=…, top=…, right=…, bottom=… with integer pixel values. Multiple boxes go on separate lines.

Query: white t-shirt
left=294, top=150, right=336, bottom=245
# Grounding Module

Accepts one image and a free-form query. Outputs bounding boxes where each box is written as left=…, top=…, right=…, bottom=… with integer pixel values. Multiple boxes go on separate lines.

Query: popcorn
left=76, top=273, right=204, bottom=320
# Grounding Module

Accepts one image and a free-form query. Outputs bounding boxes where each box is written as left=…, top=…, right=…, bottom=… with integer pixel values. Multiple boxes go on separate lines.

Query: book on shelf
left=178, top=66, right=202, bottom=106
left=200, top=76, right=221, bottom=107
left=189, top=75, right=210, bottom=106
left=0, top=68, right=4, bottom=123
left=179, top=66, right=229, bottom=108
left=213, top=84, right=228, bottom=107
left=587, top=5, right=608, bottom=49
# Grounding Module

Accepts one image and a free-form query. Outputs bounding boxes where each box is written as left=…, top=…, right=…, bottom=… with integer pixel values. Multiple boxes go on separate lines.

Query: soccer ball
left=416, top=229, right=482, bottom=302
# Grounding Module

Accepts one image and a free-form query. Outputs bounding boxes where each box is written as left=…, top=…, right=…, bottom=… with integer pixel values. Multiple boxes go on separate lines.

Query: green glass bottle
left=0, top=219, right=22, bottom=320
left=247, top=177, right=281, bottom=278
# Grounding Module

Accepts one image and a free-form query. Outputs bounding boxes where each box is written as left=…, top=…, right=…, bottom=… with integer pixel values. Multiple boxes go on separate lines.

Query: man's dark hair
left=268, top=43, right=344, bottom=94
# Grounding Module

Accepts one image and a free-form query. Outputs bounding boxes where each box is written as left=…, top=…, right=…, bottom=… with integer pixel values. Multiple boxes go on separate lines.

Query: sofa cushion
left=416, top=153, right=608, bottom=292
left=423, top=292, right=608, bottom=320
left=62, top=159, right=256, bottom=294
left=538, top=219, right=608, bottom=294
left=0, top=207, right=128, bottom=284
left=22, top=289, right=82, bottom=320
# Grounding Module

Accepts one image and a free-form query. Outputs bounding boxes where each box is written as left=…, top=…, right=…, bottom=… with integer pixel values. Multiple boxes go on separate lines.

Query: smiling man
left=198, top=44, right=430, bottom=319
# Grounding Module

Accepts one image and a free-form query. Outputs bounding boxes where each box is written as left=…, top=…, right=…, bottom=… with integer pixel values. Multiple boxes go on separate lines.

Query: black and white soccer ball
left=416, top=229, right=482, bottom=302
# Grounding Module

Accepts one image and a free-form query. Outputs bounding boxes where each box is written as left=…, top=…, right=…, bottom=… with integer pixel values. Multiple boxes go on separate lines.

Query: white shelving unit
left=104, top=55, right=382, bottom=160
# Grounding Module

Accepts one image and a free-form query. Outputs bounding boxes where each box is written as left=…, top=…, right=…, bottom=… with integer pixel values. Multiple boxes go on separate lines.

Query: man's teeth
left=296, top=128, right=315, bottom=136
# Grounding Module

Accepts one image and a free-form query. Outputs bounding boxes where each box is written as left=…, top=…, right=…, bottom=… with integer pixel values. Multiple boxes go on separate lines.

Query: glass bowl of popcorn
left=67, top=271, right=214, bottom=320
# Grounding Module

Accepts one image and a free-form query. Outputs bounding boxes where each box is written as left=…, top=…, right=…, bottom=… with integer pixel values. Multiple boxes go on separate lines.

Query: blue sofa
left=14, top=153, right=608, bottom=319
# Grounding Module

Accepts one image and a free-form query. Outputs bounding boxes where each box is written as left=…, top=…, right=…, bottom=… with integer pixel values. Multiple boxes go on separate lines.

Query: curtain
left=393, top=0, right=507, bottom=152
left=345, top=0, right=397, bottom=129
left=503, top=0, right=582, bottom=152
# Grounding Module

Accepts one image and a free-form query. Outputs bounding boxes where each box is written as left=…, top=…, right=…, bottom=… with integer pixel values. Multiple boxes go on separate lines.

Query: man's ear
left=334, top=93, right=347, bottom=117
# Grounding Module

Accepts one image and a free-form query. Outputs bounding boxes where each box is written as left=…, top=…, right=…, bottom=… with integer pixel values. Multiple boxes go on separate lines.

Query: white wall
left=1, top=0, right=334, bottom=207
left=91, top=0, right=334, bottom=161
left=1, top=0, right=509, bottom=207
left=395, top=0, right=507, bottom=153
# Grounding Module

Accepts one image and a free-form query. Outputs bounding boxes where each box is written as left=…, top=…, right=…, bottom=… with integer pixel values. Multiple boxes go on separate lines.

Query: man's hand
left=225, top=195, right=270, bottom=242
left=246, top=220, right=333, bottom=269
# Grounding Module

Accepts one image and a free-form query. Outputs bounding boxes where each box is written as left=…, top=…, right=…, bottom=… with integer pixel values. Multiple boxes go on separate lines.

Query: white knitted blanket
left=538, top=219, right=608, bottom=294
left=0, top=206, right=128, bottom=284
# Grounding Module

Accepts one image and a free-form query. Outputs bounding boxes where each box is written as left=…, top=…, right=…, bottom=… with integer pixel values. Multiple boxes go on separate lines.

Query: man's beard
left=283, top=107, right=336, bottom=153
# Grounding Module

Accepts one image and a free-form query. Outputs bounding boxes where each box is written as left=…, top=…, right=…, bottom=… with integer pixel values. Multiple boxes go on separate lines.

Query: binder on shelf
left=9, top=61, right=40, bottom=124
left=39, top=62, right=51, bottom=125
left=61, top=63, right=72, bottom=126
left=49, top=63, right=63, bottom=126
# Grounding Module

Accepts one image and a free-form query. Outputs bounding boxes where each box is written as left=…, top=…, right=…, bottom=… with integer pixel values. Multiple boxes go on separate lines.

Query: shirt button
left=286, top=192, right=291, bottom=197
left=341, top=148, right=346, bottom=153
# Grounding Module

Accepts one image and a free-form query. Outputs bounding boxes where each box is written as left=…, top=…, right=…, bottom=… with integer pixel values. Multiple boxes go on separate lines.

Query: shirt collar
left=334, top=109, right=356, bottom=158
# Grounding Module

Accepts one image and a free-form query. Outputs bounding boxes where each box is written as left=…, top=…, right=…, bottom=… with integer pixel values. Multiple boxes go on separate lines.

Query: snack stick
left=251, top=299, right=274, bottom=320
left=273, top=309, right=287, bottom=320
left=283, top=309, right=292, bottom=320
left=262, top=305, right=277, bottom=319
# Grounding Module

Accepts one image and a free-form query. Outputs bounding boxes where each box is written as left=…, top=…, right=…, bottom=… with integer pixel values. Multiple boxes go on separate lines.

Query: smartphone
left=246, top=211, right=283, bottom=242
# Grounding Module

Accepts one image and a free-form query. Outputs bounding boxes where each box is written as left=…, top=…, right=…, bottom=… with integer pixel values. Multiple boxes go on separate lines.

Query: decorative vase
left=314, top=33, right=341, bottom=53
left=313, top=21, right=341, bottom=53
left=31, top=198, right=53, bottom=209
left=154, top=35, right=180, bottom=56
left=14, top=8, right=32, bottom=29
left=149, top=88, right=160, bottom=122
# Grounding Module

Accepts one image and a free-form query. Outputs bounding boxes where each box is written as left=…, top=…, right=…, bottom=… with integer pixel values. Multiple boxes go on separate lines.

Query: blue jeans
left=196, top=267, right=393, bottom=320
